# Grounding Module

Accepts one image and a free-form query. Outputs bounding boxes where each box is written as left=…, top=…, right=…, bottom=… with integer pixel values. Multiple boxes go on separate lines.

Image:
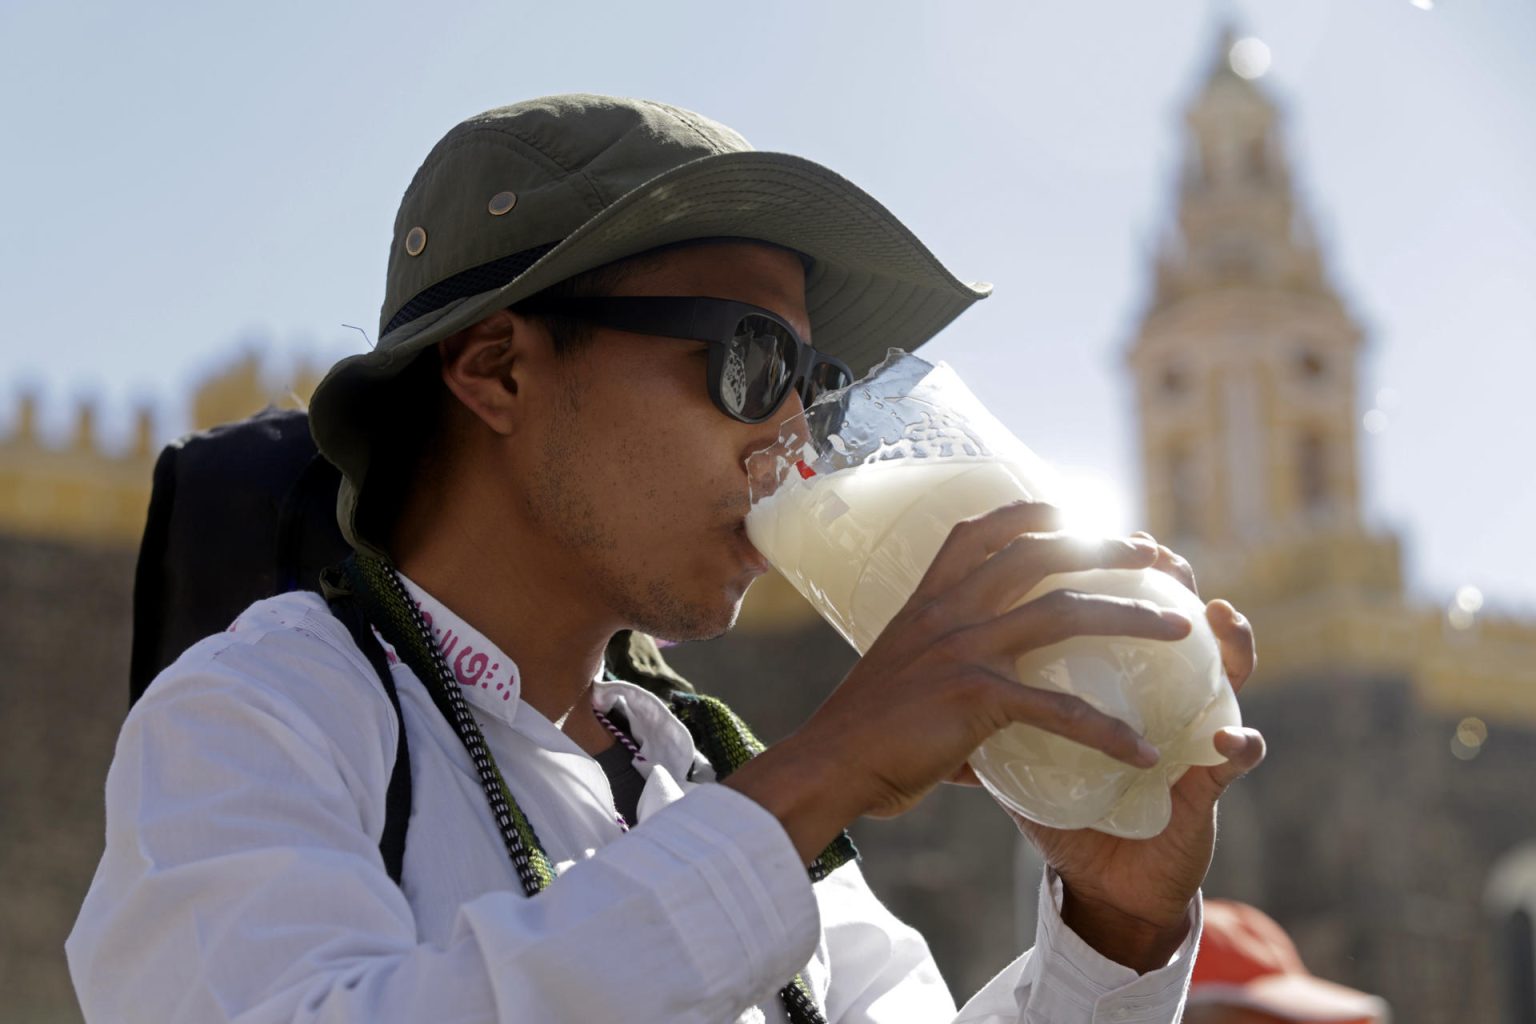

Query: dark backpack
left=130, top=408, right=350, bottom=701
left=129, top=407, right=700, bottom=882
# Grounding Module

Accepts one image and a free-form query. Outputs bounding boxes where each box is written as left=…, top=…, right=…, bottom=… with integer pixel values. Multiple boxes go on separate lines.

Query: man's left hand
left=960, top=538, right=1266, bottom=972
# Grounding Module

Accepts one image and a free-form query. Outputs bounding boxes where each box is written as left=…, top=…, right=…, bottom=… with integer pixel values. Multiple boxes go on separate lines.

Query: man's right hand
left=722, top=500, right=1189, bottom=863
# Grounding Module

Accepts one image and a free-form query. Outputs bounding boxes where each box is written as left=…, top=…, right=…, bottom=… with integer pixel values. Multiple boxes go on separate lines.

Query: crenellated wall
left=0, top=353, right=324, bottom=547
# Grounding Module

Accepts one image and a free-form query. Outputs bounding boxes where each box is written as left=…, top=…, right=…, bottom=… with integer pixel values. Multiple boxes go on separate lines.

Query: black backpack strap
left=275, top=452, right=342, bottom=595
left=322, top=573, right=413, bottom=886
left=129, top=443, right=182, bottom=705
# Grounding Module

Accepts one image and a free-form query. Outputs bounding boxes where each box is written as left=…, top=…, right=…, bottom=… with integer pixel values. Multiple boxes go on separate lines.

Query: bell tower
left=1127, top=29, right=1401, bottom=607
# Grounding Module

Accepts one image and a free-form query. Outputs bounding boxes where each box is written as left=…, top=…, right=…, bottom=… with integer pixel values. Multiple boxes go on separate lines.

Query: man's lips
left=734, top=522, right=771, bottom=575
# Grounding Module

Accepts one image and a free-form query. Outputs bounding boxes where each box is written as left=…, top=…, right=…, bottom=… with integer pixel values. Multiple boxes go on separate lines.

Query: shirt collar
left=395, top=572, right=524, bottom=728
left=388, top=574, right=709, bottom=783
left=592, top=680, right=713, bottom=784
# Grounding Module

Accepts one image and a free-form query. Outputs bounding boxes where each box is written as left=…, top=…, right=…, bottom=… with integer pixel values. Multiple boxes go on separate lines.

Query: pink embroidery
left=455, top=648, right=489, bottom=686
left=408, top=588, right=520, bottom=701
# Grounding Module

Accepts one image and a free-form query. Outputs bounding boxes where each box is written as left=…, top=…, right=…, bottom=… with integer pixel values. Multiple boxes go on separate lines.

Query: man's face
left=518, top=240, right=809, bottom=642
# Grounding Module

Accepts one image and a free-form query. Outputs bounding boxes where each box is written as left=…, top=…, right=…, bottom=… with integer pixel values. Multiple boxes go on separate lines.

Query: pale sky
left=2, top=0, right=1533, bottom=612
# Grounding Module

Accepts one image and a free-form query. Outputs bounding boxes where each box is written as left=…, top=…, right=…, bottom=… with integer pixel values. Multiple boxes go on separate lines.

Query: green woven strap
left=668, top=692, right=860, bottom=883
left=335, top=555, right=557, bottom=894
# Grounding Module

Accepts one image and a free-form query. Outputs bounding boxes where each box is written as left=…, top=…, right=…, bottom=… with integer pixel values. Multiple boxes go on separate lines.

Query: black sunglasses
left=517, top=295, right=854, bottom=424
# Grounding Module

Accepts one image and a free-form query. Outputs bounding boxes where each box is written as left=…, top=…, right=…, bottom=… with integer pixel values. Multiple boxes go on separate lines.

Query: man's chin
left=634, top=591, right=744, bottom=646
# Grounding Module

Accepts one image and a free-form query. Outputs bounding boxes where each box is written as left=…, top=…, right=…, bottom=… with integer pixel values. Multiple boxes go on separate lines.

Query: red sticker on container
left=796, top=459, right=816, bottom=479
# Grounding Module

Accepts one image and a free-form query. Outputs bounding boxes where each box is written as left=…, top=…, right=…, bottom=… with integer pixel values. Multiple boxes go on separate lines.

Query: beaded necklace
left=342, top=553, right=840, bottom=1024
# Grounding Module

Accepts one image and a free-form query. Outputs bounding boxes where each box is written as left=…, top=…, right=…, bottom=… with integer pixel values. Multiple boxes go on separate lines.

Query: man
left=1182, top=901, right=1390, bottom=1023
left=68, top=94, right=1265, bottom=1023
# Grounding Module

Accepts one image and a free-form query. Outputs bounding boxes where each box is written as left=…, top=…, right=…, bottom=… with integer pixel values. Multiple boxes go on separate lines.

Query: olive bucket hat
left=310, top=93, right=991, bottom=552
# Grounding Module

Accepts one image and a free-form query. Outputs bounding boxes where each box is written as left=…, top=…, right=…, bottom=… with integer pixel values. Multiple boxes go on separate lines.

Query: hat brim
left=312, top=149, right=990, bottom=551
left=1189, top=976, right=1390, bottom=1022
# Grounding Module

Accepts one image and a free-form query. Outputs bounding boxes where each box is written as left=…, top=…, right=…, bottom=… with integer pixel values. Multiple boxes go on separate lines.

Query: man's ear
left=438, top=310, right=532, bottom=436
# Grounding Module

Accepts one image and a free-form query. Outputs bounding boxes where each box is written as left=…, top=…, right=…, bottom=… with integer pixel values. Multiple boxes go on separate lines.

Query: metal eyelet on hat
left=487, top=191, right=518, bottom=216
left=404, top=226, right=427, bottom=256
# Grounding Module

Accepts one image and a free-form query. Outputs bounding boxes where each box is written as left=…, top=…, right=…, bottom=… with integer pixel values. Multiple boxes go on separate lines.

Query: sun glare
left=1056, top=471, right=1134, bottom=541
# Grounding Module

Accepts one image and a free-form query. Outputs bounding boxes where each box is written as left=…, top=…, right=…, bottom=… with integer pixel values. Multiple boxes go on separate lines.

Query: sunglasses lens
left=806, top=360, right=853, bottom=403
left=720, top=315, right=798, bottom=420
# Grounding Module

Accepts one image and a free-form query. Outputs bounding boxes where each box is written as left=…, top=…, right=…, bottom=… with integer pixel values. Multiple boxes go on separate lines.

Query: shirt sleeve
left=814, top=860, right=960, bottom=1022
left=65, top=623, right=821, bottom=1024
left=809, top=852, right=1196, bottom=1024
left=953, top=871, right=1201, bottom=1024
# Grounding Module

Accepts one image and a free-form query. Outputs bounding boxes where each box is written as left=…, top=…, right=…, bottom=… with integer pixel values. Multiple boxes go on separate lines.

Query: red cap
left=1190, top=900, right=1390, bottom=1023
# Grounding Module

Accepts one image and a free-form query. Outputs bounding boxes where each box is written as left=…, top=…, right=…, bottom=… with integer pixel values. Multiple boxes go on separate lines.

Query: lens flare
left=1451, top=720, right=1483, bottom=761
left=1229, top=38, right=1272, bottom=80
left=1457, top=717, right=1488, bottom=747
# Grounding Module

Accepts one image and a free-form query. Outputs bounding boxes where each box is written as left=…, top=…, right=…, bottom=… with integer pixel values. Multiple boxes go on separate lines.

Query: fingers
left=913, top=501, right=1063, bottom=600
left=1124, top=534, right=1254, bottom=690
left=1132, top=531, right=1197, bottom=595
left=1206, top=599, right=1257, bottom=691
left=946, top=763, right=982, bottom=787
left=980, top=670, right=1161, bottom=768
left=947, top=532, right=1160, bottom=619
left=958, top=589, right=1192, bottom=665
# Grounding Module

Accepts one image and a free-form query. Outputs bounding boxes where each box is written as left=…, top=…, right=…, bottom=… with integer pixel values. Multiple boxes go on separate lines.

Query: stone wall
left=0, top=534, right=136, bottom=1024
left=1201, top=674, right=1534, bottom=1024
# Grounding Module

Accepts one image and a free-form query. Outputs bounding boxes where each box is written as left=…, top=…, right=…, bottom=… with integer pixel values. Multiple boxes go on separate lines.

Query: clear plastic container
left=745, top=351, right=1239, bottom=838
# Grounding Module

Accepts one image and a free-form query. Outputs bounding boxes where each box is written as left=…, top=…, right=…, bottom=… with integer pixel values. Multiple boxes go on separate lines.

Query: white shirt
left=67, top=581, right=1200, bottom=1023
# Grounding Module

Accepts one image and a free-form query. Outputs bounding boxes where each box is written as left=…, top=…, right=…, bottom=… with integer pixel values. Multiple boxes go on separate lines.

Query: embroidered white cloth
left=67, top=582, right=1201, bottom=1023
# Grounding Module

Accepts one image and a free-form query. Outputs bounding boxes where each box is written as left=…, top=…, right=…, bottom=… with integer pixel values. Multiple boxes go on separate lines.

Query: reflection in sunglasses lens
left=729, top=316, right=798, bottom=421
left=810, top=361, right=852, bottom=400
left=722, top=315, right=846, bottom=423
left=721, top=330, right=751, bottom=416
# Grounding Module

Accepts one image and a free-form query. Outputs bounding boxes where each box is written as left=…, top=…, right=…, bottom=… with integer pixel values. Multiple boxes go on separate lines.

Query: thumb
left=1182, top=727, right=1266, bottom=804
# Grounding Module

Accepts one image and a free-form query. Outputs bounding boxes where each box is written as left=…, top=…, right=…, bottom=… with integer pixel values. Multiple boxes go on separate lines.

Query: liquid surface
left=746, top=456, right=1241, bottom=838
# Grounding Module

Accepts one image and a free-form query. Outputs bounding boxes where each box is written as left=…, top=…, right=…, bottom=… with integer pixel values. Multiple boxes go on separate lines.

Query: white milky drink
left=745, top=453, right=1241, bottom=839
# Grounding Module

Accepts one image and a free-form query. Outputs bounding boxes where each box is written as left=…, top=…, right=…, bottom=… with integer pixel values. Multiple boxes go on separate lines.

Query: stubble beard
left=526, top=380, right=738, bottom=644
